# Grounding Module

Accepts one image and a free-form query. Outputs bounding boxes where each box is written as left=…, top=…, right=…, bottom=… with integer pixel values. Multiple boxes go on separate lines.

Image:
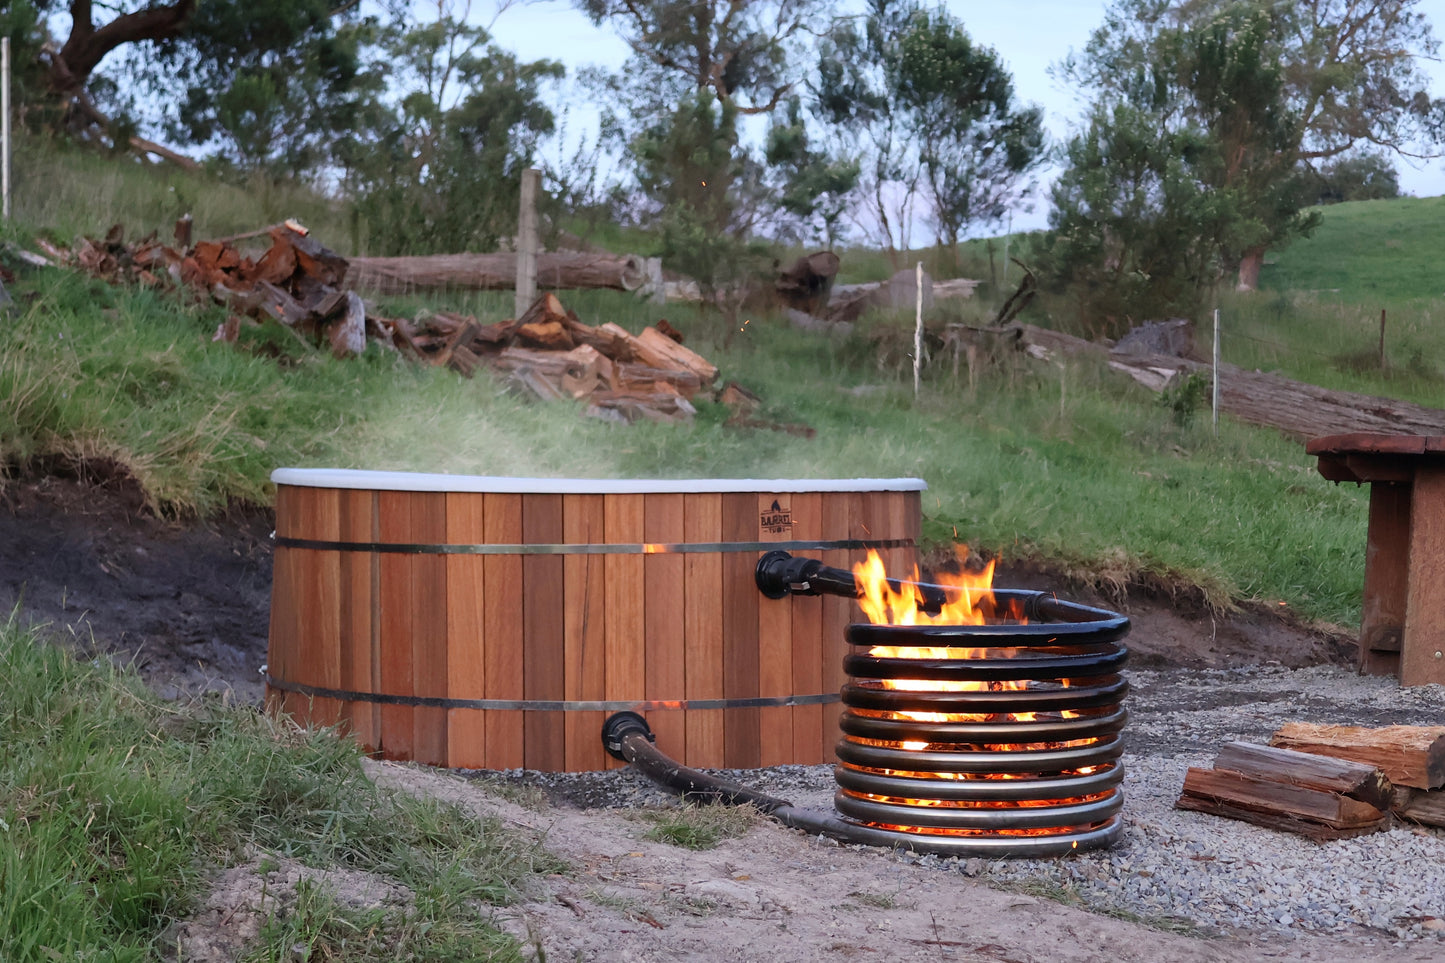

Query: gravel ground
left=474, top=664, right=1445, bottom=946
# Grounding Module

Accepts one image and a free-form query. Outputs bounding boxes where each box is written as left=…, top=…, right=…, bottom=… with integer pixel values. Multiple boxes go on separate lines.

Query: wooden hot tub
left=266, top=469, right=925, bottom=772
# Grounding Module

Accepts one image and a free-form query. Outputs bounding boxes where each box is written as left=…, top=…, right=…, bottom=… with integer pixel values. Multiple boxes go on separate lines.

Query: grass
left=7, top=133, right=353, bottom=253
left=0, top=612, right=560, bottom=962
left=634, top=803, right=760, bottom=850
left=0, top=257, right=1374, bottom=624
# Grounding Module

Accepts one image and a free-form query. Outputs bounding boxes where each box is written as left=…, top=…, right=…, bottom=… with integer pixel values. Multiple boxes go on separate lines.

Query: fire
left=852, top=547, right=1025, bottom=627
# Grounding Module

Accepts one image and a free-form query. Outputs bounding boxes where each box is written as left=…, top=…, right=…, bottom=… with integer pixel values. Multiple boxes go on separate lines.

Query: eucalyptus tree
left=1041, top=3, right=1317, bottom=331
left=13, top=0, right=380, bottom=174
left=813, top=0, right=1044, bottom=264
left=1057, top=0, right=1443, bottom=291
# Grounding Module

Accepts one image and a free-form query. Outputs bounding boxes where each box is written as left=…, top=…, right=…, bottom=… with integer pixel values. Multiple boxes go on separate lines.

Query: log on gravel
left=347, top=252, right=650, bottom=294
left=1212, top=741, right=1395, bottom=811
left=1270, top=724, right=1445, bottom=790
left=1177, top=766, right=1388, bottom=839
left=1394, top=788, right=1445, bottom=827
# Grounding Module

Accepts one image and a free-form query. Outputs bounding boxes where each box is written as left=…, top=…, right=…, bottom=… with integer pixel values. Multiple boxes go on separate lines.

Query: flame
left=853, top=548, right=1012, bottom=626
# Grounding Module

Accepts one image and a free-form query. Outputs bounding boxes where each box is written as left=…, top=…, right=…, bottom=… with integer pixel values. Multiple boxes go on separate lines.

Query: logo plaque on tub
left=760, top=498, right=792, bottom=536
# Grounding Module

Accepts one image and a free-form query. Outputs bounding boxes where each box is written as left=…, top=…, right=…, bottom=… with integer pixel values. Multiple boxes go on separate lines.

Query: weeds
left=635, top=803, right=760, bottom=850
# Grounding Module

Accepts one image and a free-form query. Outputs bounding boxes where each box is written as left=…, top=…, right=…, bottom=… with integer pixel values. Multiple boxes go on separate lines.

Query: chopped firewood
left=612, top=361, right=702, bottom=397
left=448, top=344, right=479, bottom=376
left=656, top=318, right=684, bottom=343
left=1177, top=767, right=1388, bottom=840
left=515, top=319, right=575, bottom=351
left=587, top=391, right=697, bottom=424
left=254, top=281, right=313, bottom=328
left=632, top=326, right=718, bottom=385
left=1271, top=723, right=1445, bottom=790
left=507, top=366, right=569, bottom=402
left=174, top=214, right=193, bottom=248
left=327, top=291, right=367, bottom=358
left=717, top=381, right=762, bottom=416
left=1212, top=742, right=1395, bottom=811
left=726, top=415, right=817, bottom=439
left=1394, top=788, right=1445, bottom=828
left=596, top=322, right=643, bottom=364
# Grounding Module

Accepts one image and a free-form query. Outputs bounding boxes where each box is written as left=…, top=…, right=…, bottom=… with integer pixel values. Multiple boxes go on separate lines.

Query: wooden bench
left=1308, top=433, right=1445, bottom=685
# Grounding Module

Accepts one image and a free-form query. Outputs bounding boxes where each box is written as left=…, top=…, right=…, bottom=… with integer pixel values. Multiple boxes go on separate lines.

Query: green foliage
left=813, top=0, right=1043, bottom=261
left=0, top=614, right=551, bottom=961
left=1038, top=2, right=1320, bottom=335
left=343, top=14, right=564, bottom=255
left=163, top=2, right=383, bottom=177
left=1305, top=153, right=1401, bottom=206
left=1159, top=372, right=1211, bottom=427
left=764, top=98, right=860, bottom=247
left=576, top=0, right=822, bottom=114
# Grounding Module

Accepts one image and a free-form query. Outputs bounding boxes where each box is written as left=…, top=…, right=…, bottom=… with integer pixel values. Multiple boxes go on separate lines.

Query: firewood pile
left=389, top=292, right=720, bottom=424
left=30, top=223, right=737, bottom=425
left=1178, top=724, right=1445, bottom=840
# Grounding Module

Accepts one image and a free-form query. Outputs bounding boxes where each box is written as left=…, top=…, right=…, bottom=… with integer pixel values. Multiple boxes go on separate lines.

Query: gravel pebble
left=469, top=663, right=1445, bottom=944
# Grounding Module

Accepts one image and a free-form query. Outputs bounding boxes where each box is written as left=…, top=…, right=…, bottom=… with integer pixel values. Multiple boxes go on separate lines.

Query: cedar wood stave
left=268, top=485, right=920, bottom=771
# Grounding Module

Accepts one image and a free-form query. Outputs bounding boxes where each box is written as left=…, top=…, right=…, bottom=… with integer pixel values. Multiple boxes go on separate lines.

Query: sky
left=484, top=0, right=1445, bottom=235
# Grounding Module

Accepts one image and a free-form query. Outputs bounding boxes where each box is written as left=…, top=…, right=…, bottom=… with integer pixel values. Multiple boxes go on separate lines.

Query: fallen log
left=1270, top=723, right=1445, bottom=790
left=347, top=252, right=651, bottom=294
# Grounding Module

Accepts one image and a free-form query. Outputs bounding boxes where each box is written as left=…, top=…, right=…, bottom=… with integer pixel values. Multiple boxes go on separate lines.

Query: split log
left=612, top=361, right=702, bottom=397
left=1177, top=766, right=1388, bottom=839
left=631, top=326, right=718, bottom=385
left=327, top=291, right=367, bottom=358
left=347, top=252, right=650, bottom=294
left=1394, top=788, right=1445, bottom=827
left=253, top=281, right=313, bottom=328
left=1270, top=723, right=1445, bottom=790
left=1212, top=741, right=1395, bottom=811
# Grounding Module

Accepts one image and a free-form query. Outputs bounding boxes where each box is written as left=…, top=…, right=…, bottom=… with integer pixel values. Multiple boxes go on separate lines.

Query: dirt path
left=366, top=760, right=1439, bottom=963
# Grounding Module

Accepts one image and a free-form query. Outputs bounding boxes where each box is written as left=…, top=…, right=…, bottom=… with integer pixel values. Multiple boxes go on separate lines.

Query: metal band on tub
left=263, top=672, right=840, bottom=711
left=272, top=536, right=916, bottom=556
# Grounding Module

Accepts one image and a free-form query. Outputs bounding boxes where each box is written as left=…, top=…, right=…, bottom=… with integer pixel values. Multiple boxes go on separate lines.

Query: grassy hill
left=11, top=140, right=1445, bottom=629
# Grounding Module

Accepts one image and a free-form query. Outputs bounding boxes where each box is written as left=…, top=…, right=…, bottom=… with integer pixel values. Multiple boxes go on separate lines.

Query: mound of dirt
left=0, top=473, right=1356, bottom=703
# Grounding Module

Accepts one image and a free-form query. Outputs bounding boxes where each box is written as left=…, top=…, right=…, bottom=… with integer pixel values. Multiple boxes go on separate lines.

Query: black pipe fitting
left=755, top=550, right=950, bottom=614
left=601, top=710, right=654, bottom=761
left=754, top=550, right=858, bottom=599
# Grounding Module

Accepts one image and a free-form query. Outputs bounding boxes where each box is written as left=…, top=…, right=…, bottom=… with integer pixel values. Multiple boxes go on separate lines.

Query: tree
left=340, top=8, right=563, bottom=255
left=1305, top=152, right=1401, bottom=204
left=7, top=1, right=382, bottom=173
left=763, top=97, right=859, bottom=247
left=1040, top=3, right=1321, bottom=331
left=813, top=0, right=1044, bottom=264
left=159, top=2, right=384, bottom=177
left=576, top=0, right=825, bottom=115
left=1061, top=0, right=1444, bottom=288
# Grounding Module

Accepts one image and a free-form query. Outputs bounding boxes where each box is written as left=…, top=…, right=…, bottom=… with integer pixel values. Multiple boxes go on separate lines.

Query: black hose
left=600, top=711, right=1123, bottom=857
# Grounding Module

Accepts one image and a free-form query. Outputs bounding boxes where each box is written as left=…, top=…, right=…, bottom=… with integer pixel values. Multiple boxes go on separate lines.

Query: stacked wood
left=403, top=292, right=719, bottom=424
left=33, top=224, right=737, bottom=425
left=1270, top=723, right=1445, bottom=791
left=39, top=221, right=367, bottom=358
left=1176, top=741, right=1394, bottom=840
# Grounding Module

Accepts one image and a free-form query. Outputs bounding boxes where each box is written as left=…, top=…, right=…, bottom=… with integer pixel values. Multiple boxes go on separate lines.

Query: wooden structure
left=1307, top=433, right=1445, bottom=685
left=266, top=469, right=924, bottom=772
